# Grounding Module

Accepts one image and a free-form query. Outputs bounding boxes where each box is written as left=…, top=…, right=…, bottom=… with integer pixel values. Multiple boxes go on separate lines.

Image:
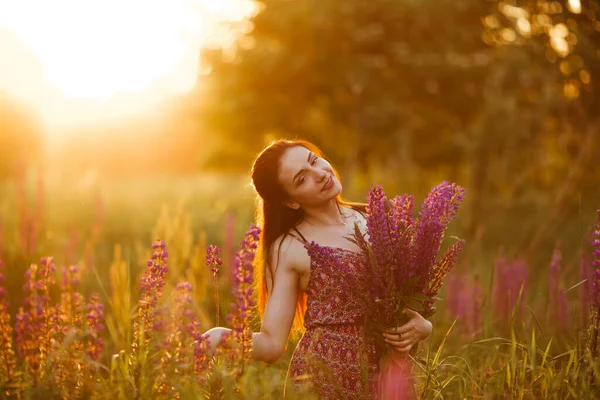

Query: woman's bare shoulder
left=270, top=231, right=310, bottom=273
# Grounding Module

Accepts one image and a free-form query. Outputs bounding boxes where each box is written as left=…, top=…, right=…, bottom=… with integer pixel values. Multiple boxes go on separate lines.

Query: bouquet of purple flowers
left=346, top=181, right=466, bottom=356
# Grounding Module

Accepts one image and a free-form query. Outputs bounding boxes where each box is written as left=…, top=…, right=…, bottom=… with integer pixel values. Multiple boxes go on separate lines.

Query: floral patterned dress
left=285, top=229, right=380, bottom=400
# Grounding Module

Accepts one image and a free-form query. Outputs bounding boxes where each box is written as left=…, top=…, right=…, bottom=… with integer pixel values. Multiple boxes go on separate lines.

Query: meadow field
left=0, top=166, right=598, bottom=399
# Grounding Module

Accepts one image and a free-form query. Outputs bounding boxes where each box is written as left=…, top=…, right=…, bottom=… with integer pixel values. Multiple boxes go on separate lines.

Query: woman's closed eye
left=297, top=156, right=319, bottom=185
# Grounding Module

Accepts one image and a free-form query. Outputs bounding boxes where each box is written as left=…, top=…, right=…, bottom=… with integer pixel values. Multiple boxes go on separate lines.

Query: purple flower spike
left=206, top=245, right=223, bottom=275
left=134, top=239, right=169, bottom=351
left=224, top=224, right=261, bottom=379
left=591, top=210, right=600, bottom=307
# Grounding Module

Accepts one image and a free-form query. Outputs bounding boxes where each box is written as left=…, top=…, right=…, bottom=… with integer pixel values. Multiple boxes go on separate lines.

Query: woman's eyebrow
left=292, top=152, right=313, bottom=184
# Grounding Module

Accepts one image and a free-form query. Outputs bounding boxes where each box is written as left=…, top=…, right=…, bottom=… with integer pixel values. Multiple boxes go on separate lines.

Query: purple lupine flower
left=224, top=225, right=261, bottom=380
left=365, top=186, right=395, bottom=295
left=157, top=281, right=200, bottom=392
left=446, top=272, right=465, bottom=319
left=207, top=245, right=223, bottom=325
left=15, top=257, right=57, bottom=381
left=446, top=271, right=481, bottom=338
left=591, top=210, right=600, bottom=308
left=388, top=194, right=415, bottom=281
left=492, top=253, right=528, bottom=326
left=412, top=182, right=465, bottom=297
left=366, top=186, right=394, bottom=267
left=365, top=186, right=401, bottom=318
left=424, top=239, right=465, bottom=314
left=206, top=245, right=223, bottom=275
left=347, top=181, right=465, bottom=347
left=86, top=293, right=105, bottom=360
left=507, top=258, right=528, bottom=321
left=135, top=240, right=169, bottom=350
left=60, top=265, right=81, bottom=291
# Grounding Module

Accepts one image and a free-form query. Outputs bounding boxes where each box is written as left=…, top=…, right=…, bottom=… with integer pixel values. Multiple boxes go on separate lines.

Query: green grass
left=0, top=172, right=598, bottom=399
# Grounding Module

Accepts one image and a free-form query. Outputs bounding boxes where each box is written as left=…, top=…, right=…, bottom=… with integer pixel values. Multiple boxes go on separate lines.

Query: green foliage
left=198, top=0, right=600, bottom=256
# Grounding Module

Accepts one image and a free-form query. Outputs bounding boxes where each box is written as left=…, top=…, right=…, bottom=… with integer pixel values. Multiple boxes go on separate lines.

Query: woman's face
left=277, top=145, right=342, bottom=209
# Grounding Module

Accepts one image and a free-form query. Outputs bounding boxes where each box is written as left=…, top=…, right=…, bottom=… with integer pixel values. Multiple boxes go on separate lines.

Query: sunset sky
left=0, top=0, right=256, bottom=138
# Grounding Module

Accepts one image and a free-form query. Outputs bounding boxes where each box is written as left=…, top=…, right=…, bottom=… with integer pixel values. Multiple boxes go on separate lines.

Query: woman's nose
left=315, top=170, right=327, bottom=182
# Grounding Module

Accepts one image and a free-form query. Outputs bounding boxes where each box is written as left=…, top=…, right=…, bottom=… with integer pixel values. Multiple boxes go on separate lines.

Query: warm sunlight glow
left=0, top=0, right=256, bottom=133
left=567, top=0, right=582, bottom=14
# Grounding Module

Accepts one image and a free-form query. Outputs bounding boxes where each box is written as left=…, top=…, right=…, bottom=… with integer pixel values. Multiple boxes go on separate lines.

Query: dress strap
left=288, top=227, right=309, bottom=244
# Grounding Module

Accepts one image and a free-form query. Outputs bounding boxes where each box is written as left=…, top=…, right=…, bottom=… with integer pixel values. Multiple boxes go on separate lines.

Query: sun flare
left=0, top=0, right=256, bottom=131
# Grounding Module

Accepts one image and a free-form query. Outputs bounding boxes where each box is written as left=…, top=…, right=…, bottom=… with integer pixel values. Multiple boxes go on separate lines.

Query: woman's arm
left=251, top=256, right=298, bottom=363
left=205, top=237, right=299, bottom=364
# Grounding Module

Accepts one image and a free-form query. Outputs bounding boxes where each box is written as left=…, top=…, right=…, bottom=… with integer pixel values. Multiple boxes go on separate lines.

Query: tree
left=196, top=0, right=600, bottom=245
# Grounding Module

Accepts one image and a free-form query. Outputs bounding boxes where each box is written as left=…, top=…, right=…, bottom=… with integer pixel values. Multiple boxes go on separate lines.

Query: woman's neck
left=301, top=201, right=348, bottom=227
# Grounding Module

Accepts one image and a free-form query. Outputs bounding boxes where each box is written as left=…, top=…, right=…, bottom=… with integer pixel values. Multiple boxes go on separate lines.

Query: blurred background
left=0, top=0, right=599, bottom=349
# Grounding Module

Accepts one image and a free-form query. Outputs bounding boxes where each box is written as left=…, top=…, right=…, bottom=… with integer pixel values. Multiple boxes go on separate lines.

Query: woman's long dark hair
left=250, top=139, right=365, bottom=337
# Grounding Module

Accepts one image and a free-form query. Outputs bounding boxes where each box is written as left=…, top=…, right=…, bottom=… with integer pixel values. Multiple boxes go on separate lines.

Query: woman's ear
left=282, top=200, right=300, bottom=210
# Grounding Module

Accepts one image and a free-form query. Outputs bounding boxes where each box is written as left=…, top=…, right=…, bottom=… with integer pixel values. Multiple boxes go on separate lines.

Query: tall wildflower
left=362, top=186, right=394, bottom=318
left=86, top=293, right=104, bottom=361
left=388, top=194, right=415, bottom=281
left=206, top=245, right=223, bottom=326
left=366, top=186, right=395, bottom=275
left=224, top=225, right=260, bottom=381
left=15, top=257, right=57, bottom=383
left=587, top=210, right=600, bottom=361
left=54, top=265, right=86, bottom=397
left=130, top=240, right=169, bottom=395
left=492, top=253, right=528, bottom=327
left=592, top=210, right=600, bottom=308
left=507, top=259, right=528, bottom=322
left=424, top=238, right=465, bottom=314
left=446, top=272, right=482, bottom=338
left=136, top=240, right=169, bottom=346
left=156, top=281, right=197, bottom=398
left=0, top=260, right=17, bottom=395
left=413, top=182, right=465, bottom=282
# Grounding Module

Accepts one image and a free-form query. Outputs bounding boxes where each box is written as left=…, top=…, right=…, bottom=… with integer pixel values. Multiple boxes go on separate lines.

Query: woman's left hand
left=383, top=308, right=433, bottom=354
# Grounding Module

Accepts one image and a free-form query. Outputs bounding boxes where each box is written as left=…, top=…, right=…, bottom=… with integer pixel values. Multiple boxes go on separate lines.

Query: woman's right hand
left=205, top=327, right=230, bottom=356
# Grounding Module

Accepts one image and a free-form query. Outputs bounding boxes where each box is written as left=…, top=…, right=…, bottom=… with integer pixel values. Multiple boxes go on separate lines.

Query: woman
left=206, top=139, right=432, bottom=399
